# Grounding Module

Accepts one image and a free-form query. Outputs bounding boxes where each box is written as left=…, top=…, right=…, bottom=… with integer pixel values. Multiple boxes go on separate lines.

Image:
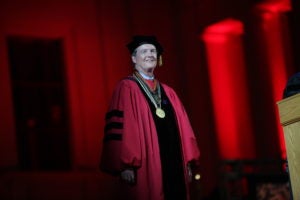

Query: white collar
left=138, top=71, right=154, bottom=80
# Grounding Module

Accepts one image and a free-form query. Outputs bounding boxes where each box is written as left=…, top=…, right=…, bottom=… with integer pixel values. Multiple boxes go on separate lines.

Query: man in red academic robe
left=100, top=35, right=200, bottom=200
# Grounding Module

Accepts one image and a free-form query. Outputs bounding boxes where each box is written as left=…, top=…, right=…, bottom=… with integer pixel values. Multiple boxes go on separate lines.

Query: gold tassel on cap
left=158, top=55, right=163, bottom=67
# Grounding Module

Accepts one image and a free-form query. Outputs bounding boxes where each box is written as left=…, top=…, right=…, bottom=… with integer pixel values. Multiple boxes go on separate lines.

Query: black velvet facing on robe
left=133, top=78, right=187, bottom=200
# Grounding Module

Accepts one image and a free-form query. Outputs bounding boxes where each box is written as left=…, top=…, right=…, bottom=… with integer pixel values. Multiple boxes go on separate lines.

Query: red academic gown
left=100, top=78, right=200, bottom=200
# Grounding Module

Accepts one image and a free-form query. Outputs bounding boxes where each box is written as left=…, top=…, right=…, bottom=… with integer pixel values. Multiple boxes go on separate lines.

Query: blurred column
left=201, top=19, right=255, bottom=159
left=253, top=1, right=292, bottom=159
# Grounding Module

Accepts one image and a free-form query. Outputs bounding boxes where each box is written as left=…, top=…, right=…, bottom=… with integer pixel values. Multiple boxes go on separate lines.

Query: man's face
left=132, top=44, right=157, bottom=72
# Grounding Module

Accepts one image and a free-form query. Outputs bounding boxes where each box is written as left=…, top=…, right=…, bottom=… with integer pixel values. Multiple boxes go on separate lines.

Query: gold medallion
left=156, top=108, right=166, bottom=118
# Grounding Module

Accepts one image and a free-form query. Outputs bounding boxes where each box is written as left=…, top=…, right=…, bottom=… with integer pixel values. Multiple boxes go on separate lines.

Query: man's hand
left=120, top=169, right=135, bottom=184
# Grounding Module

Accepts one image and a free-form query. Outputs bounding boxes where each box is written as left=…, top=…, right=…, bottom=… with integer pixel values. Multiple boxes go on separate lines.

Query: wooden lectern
left=277, top=93, right=300, bottom=200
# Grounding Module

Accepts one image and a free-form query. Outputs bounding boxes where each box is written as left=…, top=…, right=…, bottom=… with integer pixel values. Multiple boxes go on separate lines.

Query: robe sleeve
left=100, top=80, right=142, bottom=175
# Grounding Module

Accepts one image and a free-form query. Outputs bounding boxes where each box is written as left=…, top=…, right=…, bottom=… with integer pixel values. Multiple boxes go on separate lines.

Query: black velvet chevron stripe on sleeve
left=105, top=109, right=123, bottom=120
left=103, top=109, right=124, bottom=142
left=103, top=133, right=122, bottom=142
left=104, top=122, right=123, bottom=132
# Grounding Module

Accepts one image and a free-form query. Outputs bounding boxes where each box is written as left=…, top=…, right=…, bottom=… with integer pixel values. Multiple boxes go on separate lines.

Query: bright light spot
left=194, top=174, right=201, bottom=180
